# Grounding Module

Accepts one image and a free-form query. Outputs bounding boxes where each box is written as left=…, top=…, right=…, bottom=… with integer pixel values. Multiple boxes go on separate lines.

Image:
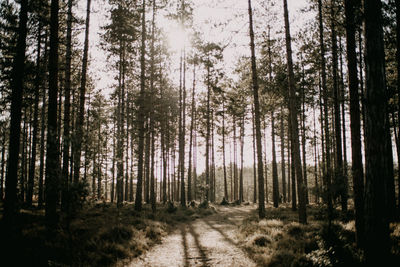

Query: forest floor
left=1, top=202, right=400, bottom=266
left=128, top=205, right=257, bottom=267
left=128, top=203, right=400, bottom=267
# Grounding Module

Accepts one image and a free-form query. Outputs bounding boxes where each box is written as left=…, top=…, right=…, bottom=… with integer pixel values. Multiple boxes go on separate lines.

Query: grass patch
left=0, top=201, right=214, bottom=266
left=235, top=204, right=400, bottom=266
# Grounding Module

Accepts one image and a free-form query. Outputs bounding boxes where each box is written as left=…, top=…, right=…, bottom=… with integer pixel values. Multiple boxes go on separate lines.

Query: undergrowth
left=0, top=201, right=215, bottom=266
left=236, top=204, right=400, bottom=267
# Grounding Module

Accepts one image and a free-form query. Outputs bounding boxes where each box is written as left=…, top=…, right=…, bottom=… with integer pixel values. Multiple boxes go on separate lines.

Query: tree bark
left=283, top=0, right=306, bottom=224
left=363, top=0, right=392, bottom=262
left=73, top=0, right=92, bottom=183
left=45, top=0, right=61, bottom=229
left=134, top=0, right=147, bottom=211
left=318, top=0, right=333, bottom=223
left=4, top=0, right=29, bottom=222
left=248, top=0, right=265, bottom=218
left=27, top=22, right=42, bottom=206
left=61, top=0, right=73, bottom=211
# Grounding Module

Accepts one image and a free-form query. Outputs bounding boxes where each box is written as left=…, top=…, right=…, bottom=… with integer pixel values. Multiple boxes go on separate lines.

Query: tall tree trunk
left=248, top=0, right=265, bottom=218
left=205, top=63, right=211, bottom=202
left=223, top=97, right=228, bottom=201
left=1, top=134, right=5, bottom=200
left=271, top=111, right=279, bottom=207
left=239, top=115, right=244, bottom=203
left=134, top=0, right=146, bottom=211
left=180, top=49, right=186, bottom=206
left=188, top=63, right=196, bottom=202
left=150, top=0, right=157, bottom=211
left=280, top=106, right=286, bottom=203
left=252, top=105, right=257, bottom=203
left=61, top=0, right=73, bottom=211
left=73, top=0, right=92, bottom=183
left=45, top=0, right=60, bottom=229
left=395, top=0, right=400, bottom=215
left=300, top=60, right=309, bottom=205
left=289, top=119, right=296, bottom=210
left=38, top=35, right=48, bottom=208
left=20, top=115, right=27, bottom=203
left=27, top=22, right=42, bottom=206
left=4, top=0, right=29, bottom=222
left=145, top=122, right=150, bottom=203
left=318, top=0, right=333, bottom=223
left=233, top=116, right=237, bottom=201
left=331, top=0, right=346, bottom=212
left=339, top=36, right=349, bottom=209
left=363, top=0, right=392, bottom=262
left=283, top=0, right=306, bottom=224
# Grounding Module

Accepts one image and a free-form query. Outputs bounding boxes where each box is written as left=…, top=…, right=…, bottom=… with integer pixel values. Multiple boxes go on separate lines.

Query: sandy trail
left=127, top=205, right=258, bottom=267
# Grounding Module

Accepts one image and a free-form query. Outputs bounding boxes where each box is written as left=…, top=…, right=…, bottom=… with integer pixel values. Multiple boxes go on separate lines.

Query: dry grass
left=0, top=201, right=215, bottom=266
left=235, top=204, right=400, bottom=267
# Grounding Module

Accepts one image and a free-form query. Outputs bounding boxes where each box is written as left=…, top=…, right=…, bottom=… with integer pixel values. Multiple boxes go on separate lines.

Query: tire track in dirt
left=127, top=206, right=258, bottom=267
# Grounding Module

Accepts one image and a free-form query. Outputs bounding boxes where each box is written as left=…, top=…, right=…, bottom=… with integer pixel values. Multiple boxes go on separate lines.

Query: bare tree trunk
left=280, top=106, right=286, bottom=203
left=73, top=0, right=92, bottom=184
left=45, top=0, right=61, bottom=229
left=318, top=0, right=333, bottom=224
left=283, top=0, right=306, bottom=224
left=248, top=0, right=265, bottom=218
left=271, top=111, right=279, bottom=207
left=27, top=22, right=42, bottom=206
left=134, top=0, right=146, bottom=211
left=61, top=0, right=73, bottom=211
left=363, top=0, right=392, bottom=262
left=4, top=0, right=28, bottom=222
left=252, top=105, right=257, bottom=203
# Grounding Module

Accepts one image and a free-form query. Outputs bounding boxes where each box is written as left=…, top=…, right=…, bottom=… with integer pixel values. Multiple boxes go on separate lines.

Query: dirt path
left=127, top=205, right=258, bottom=267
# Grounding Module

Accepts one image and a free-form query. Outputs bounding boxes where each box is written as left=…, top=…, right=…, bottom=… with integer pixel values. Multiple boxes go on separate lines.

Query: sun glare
left=167, top=24, right=190, bottom=52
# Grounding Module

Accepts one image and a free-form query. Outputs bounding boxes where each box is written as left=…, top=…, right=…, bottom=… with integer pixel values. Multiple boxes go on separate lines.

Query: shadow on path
left=180, top=225, right=190, bottom=267
left=189, top=222, right=211, bottom=267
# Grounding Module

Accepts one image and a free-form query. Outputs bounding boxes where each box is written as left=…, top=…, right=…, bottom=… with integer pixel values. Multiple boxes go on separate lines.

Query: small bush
left=100, top=226, right=133, bottom=243
left=166, top=201, right=177, bottom=213
left=199, top=200, right=209, bottom=209
left=220, top=197, right=229, bottom=205
left=253, top=235, right=271, bottom=247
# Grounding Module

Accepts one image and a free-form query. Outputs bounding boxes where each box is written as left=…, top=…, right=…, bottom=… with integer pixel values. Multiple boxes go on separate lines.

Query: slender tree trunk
left=363, top=0, right=392, bottom=262
left=395, top=0, right=400, bottom=215
left=1, top=135, right=5, bottom=200
left=73, top=0, right=91, bottom=184
left=45, top=0, right=61, bottom=229
left=239, top=115, right=244, bottom=203
left=27, top=22, right=42, bottom=206
left=283, top=0, right=306, bottom=224
left=289, top=119, right=296, bottom=210
left=248, top=0, right=265, bottom=218
left=205, top=63, right=211, bottom=202
left=233, top=116, right=237, bottom=201
left=339, top=36, right=349, bottom=209
left=280, top=106, right=286, bottom=203
left=134, top=0, right=146, bottom=211
left=223, top=99, right=228, bottom=201
left=331, top=0, right=346, bottom=212
left=4, top=0, right=29, bottom=222
left=61, top=0, right=73, bottom=211
left=318, top=0, right=333, bottom=223
left=187, top=63, right=196, bottom=202
left=252, top=105, right=257, bottom=203
left=300, top=60, right=309, bottom=205
left=272, top=111, right=279, bottom=207
left=38, top=36, right=48, bottom=208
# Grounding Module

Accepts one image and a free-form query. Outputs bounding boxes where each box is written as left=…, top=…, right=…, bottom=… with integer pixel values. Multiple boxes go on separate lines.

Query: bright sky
left=78, top=0, right=317, bottom=174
